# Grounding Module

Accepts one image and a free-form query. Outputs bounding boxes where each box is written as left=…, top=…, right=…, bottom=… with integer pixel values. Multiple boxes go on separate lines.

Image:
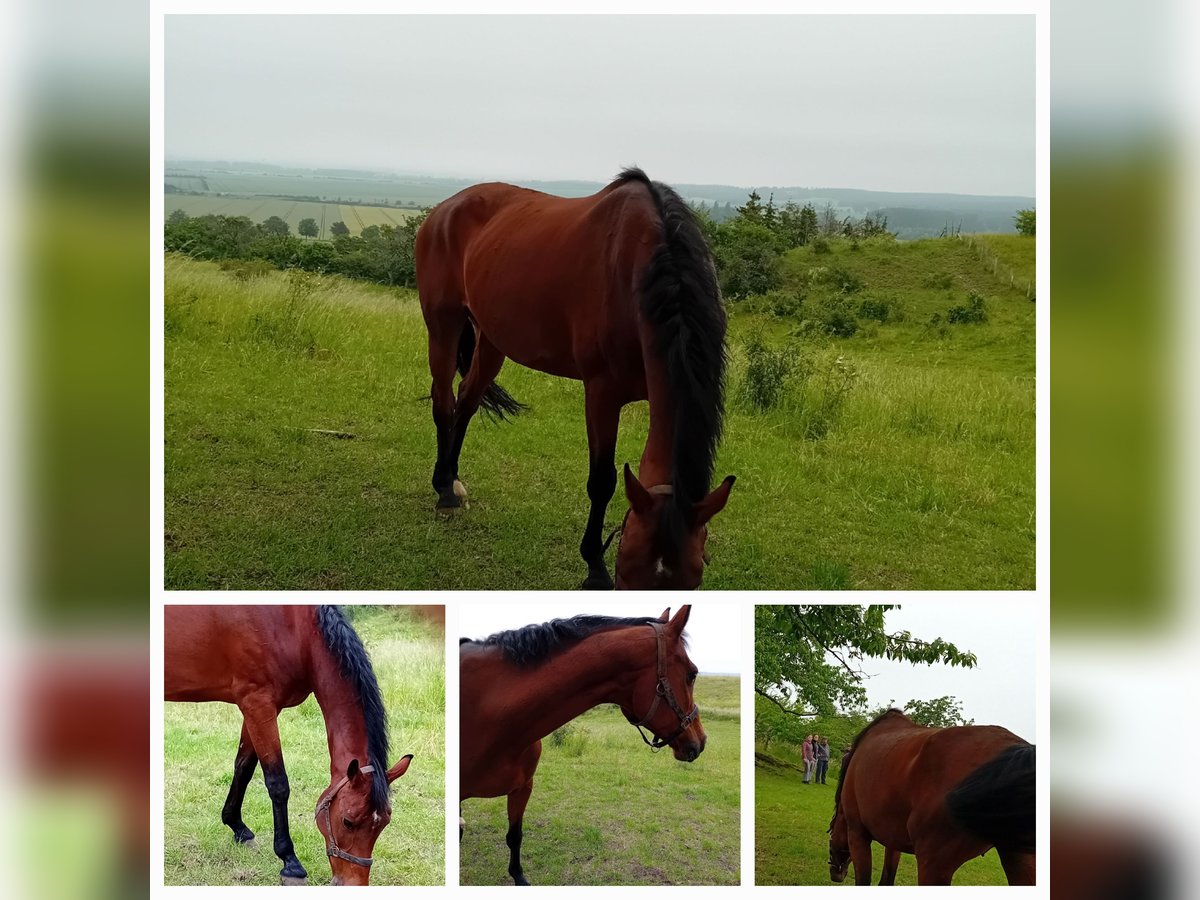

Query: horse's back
left=164, top=606, right=308, bottom=704
left=417, top=179, right=660, bottom=383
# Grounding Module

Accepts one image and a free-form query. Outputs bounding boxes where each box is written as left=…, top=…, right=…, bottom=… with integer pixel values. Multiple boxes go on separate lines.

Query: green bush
left=857, top=296, right=894, bottom=323
left=219, top=258, right=273, bottom=282
left=763, top=289, right=804, bottom=318
left=818, top=296, right=859, bottom=338
left=811, top=236, right=831, bottom=255
left=946, top=291, right=988, bottom=324
left=828, top=265, right=864, bottom=294
left=741, top=329, right=800, bottom=411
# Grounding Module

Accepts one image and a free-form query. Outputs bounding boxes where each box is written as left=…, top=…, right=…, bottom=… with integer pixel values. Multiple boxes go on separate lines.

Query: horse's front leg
left=504, top=741, right=542, bottom=886
left=879, top=845, right=902, bottom=884
left=849, top=826, right=874, bottom=886
left=240, top=697, right=308, bottom=885
left=579, top=383, right=619, bottom=589
left=221, top=718, right=259, bottom=846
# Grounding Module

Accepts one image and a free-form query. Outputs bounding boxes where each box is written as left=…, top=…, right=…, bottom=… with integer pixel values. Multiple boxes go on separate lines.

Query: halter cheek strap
left=316, top=765, right=376, bottom=868
left=631, top=621, right=699, bottom=752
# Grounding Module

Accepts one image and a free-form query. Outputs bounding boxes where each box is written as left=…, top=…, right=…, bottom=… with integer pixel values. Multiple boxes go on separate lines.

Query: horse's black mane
left=614, top=167, right=727, bottom=561
left=831, top=708, right=912, bottom=825
left=465, top=614, right=665, bottom=667
left=314, top=606, right=391, bottom=812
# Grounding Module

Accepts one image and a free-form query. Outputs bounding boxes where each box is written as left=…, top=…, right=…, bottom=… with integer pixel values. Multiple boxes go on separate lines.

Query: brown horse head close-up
left=616, top=466, right=735, bottom=590
left=314, top=755, right=413, bottom=885
left=618, top=605, right=707, bottom=761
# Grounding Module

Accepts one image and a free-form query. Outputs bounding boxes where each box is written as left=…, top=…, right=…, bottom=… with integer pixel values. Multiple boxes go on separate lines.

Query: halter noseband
left=316, top=765, right=377, bottom=869
left=630, top=621, right=699, bottom=752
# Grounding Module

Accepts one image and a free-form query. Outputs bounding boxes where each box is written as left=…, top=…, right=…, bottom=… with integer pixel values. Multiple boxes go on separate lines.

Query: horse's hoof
left=280, top=875, right=308, bottom=886
left=453, top=479, right=468, bottom=499
left=435, top=495, right=462, bottom=514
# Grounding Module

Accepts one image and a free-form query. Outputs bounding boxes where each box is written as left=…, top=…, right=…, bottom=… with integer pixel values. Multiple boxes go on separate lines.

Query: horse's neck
left=505, top=628, right=656, bottom=744
left=310, top=652, right=370, bottom=777
left=639, top=356, right=674, bottom=486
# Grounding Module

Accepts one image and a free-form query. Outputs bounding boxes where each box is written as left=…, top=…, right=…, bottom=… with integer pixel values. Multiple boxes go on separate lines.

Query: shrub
left=923, top=272, right=954, bottom=290
left=946, top=291, right=988, bottom=324
left=828, top=265, right=864, bottom=294
left=801, top=353, right=859, bottom=440
left=219, top=258, right=272, bottom=282
left=857, top=296, right=893, bottom=323
left=763, top=289, right=804, bottom=318
left=818, top=296, right=859, bottom=338
left=811, top=236, right=831, bottom=255
left=741, top=329, right=800, bottom=411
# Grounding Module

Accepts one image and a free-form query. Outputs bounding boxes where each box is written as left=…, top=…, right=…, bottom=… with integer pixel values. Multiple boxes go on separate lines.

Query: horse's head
left=828, top=810, right=851, bottom=883
left=315, top=755, right=413, bottom=885
left=620, top=606, right=707, bottom=762
left=615, top=465, right=735, bottom=590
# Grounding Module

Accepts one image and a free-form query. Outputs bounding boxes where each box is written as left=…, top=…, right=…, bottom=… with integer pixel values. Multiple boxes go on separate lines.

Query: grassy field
left=755, top=745, right=1008, bottom=886
left=165, top=194, right=421, bottom=239
left=460, top=675, right=740, bottom=885
left=163, top=606, right=445, bottom=886
left=164, top=230, right=1033, bottom=589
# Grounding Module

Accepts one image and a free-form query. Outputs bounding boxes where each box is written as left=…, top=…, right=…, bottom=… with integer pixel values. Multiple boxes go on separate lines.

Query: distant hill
left=164, top=160, right=1032, bottom=237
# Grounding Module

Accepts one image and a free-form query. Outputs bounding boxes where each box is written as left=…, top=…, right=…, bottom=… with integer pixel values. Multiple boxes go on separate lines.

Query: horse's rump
left=946, top=742, right=1036, bottom=854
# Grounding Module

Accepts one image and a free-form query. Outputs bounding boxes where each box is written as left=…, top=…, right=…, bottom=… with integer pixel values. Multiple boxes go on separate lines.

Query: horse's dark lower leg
left=262, top=763, right=307, bottom=883
left=429, top=327, right=463, bottom=508
left=221, top=720, right=259, bottom=844
left=240, top=704, right=307, bottom=884
left=579, top=385, right=619, bottom=589
left=997, top=848, right=1036, bottom=885
left=879, top=846, right=901, bottom=885
left=505, top=781, right=534, bottom=886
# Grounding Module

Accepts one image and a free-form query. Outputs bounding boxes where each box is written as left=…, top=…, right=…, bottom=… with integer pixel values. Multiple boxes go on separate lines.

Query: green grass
left=163, top=606, right=445, bottom=886
left=460, top=675, right=740, bottom=885
left=755, top=747, right=1007, bottom=886
left=164, top=230, right=1034, bottom=589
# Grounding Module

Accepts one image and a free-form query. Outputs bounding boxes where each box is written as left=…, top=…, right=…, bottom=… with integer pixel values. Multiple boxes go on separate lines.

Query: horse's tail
left=619, top=167, right=727, bottom=556
left=946, top=743, right=1036, bottom=854
left=456, top=322, right=526, bottom=421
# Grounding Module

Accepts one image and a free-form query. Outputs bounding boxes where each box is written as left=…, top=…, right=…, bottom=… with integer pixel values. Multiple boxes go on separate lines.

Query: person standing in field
left=802, top=734, right=815, bottom=784
left=816, top=736, right=830, bottom=784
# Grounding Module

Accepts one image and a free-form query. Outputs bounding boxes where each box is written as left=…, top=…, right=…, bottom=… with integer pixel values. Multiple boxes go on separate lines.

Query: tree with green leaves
left=755, top=605, right=977, bottom=721
left=737, top=189, right=766, bottom=224
left=1014, top=208, right=1035, bottom=236
left=298, top=217, right=319, bottom=238
left=259, top=215, right=290, bottom=236
left=900, top=695, right=974, bottom=728
left=330, top=220, right=350, bottom=236
left=167, top=208, right=189, bottom=225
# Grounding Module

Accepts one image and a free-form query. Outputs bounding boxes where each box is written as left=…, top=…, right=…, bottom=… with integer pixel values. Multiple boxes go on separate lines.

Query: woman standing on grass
left=802, top=734, right=815, bottom=784
left=816, top=737, right=830, bottom=784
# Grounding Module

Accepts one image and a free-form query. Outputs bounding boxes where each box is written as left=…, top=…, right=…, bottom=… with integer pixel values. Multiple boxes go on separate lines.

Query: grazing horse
left=459, top=606, right=705, bottom=885
left=416, top=168, right=735, bottom=590
left=165, top=606, right=414, bottom=885
left=828, top=709, right=1036, bottom=886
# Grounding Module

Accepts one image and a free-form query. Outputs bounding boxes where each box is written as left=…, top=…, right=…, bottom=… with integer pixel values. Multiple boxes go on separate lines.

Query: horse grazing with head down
left=165, top=606, right=414, bottom=885
left=416, top=168, right=734, bottom=590
left=459, top=605, right=705, bottom=885
left=828, top=709, right=1036, bottom=886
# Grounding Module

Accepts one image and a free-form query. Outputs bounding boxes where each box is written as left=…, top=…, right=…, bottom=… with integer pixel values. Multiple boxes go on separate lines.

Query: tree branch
left=755, top=687, right=818, bottom=718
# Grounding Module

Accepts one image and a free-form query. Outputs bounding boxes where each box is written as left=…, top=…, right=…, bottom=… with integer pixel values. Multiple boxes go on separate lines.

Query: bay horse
left=828, top=709, right=1035, bottom=886
left=164, top=606, right=414, bottom=885
left=416, top=168, right=735, bottom=590
left=459, top=605, right=705, bottom=885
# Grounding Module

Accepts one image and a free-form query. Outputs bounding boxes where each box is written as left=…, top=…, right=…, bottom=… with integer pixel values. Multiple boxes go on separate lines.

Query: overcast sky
left=166, top=14, right=1034, bottom=196
left=850, top=599, right=1038, bottom=741
left=460, top=601, right=742, bottom=675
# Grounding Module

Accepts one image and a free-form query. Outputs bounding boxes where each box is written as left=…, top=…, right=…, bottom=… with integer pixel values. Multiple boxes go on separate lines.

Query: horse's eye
left=687, top=672, right=697, bottom=685
left=342, top=818, right=356, bottom=830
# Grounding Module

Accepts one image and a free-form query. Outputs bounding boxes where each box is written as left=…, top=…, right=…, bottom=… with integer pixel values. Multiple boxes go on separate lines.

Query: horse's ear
left=669, top=604, right=692, bottom=633
left=624, top=463, right=654, bottom=516
left=386, top=754, right=414, bottom=783
left=346, top=758, right=362, bottom=780
left=693, top=475, right=735, bottom=526
left=658, top=608, right=671, bottom=623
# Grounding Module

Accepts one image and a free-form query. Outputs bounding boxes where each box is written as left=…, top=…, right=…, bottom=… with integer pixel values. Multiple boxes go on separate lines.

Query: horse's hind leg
left=879, top=846, right=902, bottom=884
left=997, top=848, right=1036, bottom=885
left=240, top=698, right=308, bottom=884
left=221, top=719, right=259, bottom=845
left=446, top=334, right=506, bottom=491
left=579, top=382, right=620, bottom=590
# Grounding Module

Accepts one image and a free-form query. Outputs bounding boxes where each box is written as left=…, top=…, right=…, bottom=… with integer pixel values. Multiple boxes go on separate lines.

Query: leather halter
left=316, top=765, right=377, bottom=869
left=630, top=621, right=699, bottom=751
